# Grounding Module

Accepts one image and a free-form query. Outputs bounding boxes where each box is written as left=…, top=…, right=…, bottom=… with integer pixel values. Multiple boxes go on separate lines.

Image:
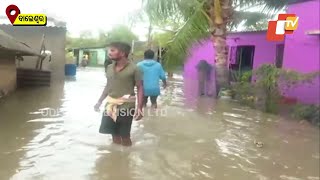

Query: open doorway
left=89, top=51, right=98, bottom=66
left=157, top=48, right=166, bottom=64
left=275, top=44, right=285, bottom=68
left=229, top=45, right=255, bottom=82
left=237, top=45, right=255, bottom=71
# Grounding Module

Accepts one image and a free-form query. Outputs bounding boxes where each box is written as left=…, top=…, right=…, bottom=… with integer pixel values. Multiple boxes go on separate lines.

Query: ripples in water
left=0, top=68, right=318, bottom=180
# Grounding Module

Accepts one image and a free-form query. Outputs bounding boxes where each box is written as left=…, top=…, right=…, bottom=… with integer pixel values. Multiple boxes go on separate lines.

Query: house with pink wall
left=183, top=0, right=319, bottom=104
left=184, top=31, right=283, bottom=80
left=281, top=0, right=320, bottom=104
left=183, top=31, right=283, bottom=99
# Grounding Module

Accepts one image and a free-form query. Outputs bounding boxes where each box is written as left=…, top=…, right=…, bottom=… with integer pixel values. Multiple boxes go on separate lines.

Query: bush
left=65, top=52, right=75, bottom=64
left=230, top=71, right=257, bottom=108
left=231, top=64, right=319, bottom=115
left=292, top=104, right=320, bottom=126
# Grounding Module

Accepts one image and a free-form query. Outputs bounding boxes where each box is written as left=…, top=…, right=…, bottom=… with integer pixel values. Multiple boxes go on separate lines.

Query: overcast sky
left=0, top=0, right=149, bottom=40
left=0, top=1, right=285, bottom=41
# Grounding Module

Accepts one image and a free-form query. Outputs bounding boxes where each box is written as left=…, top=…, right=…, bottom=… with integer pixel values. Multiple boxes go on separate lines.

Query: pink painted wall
left=228, top=32, right=284, bottom=69
left=183, top=2, right=319, bottom=105
left=183, top=40, right=215, bottom=80
left=282, top=0, right=320, bottom=104
left=183, top=31, right=280, bottom=80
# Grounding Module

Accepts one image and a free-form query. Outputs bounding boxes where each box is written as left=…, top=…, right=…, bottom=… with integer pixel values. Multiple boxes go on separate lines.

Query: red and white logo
left=267, top=14, right=299, bottom=41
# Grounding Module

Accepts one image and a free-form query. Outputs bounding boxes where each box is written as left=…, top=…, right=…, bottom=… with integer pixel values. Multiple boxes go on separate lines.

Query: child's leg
left=117, top=108, right=134, bottom=146
left=150, top=96, right=158, bottom=108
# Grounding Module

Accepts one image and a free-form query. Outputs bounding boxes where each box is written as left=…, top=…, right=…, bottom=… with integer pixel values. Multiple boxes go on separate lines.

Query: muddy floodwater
left=0, top=68, right=319, bottom=180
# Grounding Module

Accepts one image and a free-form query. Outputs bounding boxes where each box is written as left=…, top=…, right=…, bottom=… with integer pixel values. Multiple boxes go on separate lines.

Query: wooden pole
left=131, top=40, right=135, bottom=61
left=36, top=34, right=45, bottom=70
left=147, top=23, right=152, bottom=49
left=159, top=44, right=162, bottom=63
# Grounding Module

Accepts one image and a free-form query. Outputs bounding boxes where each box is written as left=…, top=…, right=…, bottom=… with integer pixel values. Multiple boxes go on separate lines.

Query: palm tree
left=143, top=0, right=287, bottom=97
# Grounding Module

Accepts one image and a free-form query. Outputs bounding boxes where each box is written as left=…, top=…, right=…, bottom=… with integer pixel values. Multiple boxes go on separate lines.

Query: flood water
left=0, top=68, right=319, bottom=180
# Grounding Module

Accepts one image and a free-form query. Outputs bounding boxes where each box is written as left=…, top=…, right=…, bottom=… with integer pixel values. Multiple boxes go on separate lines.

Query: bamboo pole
left=36, top=34, right=45, bottom=70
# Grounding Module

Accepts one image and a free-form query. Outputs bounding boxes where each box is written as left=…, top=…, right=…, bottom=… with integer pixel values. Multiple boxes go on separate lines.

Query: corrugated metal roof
left=288, top=0, right=314, bottom=4
left=0, top=29, right=41, bottom=56
left=69, top=46, right=107, bottom=50
left=228, top=30, right=267, bottom=34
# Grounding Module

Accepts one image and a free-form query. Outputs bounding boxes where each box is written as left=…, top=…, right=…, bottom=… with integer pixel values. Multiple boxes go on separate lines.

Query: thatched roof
left=0, top=29, right=41, bottom=56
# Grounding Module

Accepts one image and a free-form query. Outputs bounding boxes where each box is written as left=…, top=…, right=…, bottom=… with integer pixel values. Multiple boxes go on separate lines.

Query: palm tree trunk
left=212, top=26, right=229, bottom=97
left=209, top=0, right=232, bottom=97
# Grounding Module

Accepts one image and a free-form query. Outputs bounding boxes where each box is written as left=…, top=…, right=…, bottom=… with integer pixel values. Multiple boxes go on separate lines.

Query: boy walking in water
left=94, top=42, right=144, bottom=146
left=137, top=49, right=167, bottom=109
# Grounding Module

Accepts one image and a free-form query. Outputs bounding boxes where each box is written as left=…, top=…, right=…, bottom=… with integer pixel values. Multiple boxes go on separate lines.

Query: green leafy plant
left=230, top=69, right=252, bottom=83
left=231, top=64, right=319, bottom=115
left=241, top=71, right=252, bottom=82
left=230, top=71, right=256, bottom=107
left=230, top=70, right=241, bottom=82
left=66, top=25, right=138, bottom=49
left=292, top=104, right=320, bottom=126
left=232, top=83, right=256, bottom=108
left=65, top=52, right=75, bottom=64
left=255, top=64, right=319, bottom=113
left=254, top=64, right=282, bottom=113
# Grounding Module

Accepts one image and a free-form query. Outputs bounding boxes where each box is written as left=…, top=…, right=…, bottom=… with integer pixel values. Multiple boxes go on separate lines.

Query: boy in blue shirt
left=137, top=50, right=167, bottom=108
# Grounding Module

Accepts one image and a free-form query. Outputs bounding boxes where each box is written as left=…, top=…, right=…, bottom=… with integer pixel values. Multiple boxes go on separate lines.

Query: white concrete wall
left=79, top=50, right=84, bottom=63
left=96, top=49, right=106, bottom=65
left=79, top=48, right=105, bottom=65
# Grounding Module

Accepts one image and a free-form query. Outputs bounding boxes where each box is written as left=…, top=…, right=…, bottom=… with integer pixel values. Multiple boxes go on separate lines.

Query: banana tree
left=143, top=0, right=287, bottom=97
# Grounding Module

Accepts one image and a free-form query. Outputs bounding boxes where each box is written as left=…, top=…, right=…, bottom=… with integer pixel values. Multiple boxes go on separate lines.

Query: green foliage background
left=66, top=25, right=138, bottom=49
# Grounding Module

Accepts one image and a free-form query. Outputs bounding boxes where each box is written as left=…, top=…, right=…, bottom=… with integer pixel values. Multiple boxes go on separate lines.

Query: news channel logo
left=267, top=14, right=299, bottom=41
